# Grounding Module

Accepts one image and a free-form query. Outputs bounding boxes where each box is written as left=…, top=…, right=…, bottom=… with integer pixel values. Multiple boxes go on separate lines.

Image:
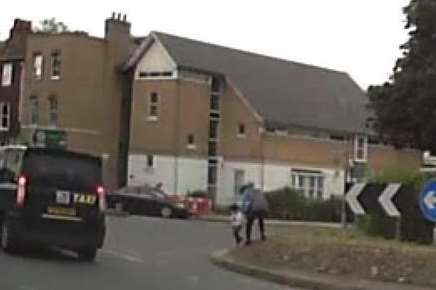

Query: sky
left=1, top=0, right=410, bottom=89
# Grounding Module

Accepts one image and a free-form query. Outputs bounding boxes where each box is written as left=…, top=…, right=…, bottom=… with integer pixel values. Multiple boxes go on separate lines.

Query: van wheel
left=1, top=217, right=20, bottom=253
left=78, top=247, right=97, bottom=262
left=161, top=207, right=172, bottom=218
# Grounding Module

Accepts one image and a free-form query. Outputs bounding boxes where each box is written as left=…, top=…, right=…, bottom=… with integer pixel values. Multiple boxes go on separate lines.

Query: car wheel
left=78, top=247, right=97, bottom=262
left=161, top=207, right=172, bottom=218
left=1, top=216, right=20, bottom=253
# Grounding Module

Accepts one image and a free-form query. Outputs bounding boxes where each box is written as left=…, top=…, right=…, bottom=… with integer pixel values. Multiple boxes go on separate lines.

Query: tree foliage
left=34, top=18, right=69, bottom=34
left=368, top=0, right=436, bottom=151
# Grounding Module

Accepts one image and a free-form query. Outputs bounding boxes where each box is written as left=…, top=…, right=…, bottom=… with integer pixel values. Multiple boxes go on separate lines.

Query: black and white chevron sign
left=345, top=183, right=403, bottom=217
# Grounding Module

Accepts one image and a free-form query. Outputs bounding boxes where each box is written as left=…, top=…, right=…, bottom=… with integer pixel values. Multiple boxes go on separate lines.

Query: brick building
left=18, top=14, right=139, bottom=189
left=123, top=32, right=420, bottom=205
left=1, top=16, right=421, bottom=204
left=0, top=19, right=32, bottom=144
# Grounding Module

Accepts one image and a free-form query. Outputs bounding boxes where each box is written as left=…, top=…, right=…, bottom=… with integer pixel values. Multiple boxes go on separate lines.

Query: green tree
left=35, top=18, right=69, bottom=33
left=368, top=0, right=436, bottom=151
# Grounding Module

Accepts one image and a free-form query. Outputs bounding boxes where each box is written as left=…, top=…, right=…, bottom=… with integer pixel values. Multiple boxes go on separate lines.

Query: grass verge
left=229, top=226, right=436, bottom=287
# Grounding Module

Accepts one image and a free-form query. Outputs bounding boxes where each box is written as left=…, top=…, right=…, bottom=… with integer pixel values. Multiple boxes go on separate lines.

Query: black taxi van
left=0, top=146, right=106, bottom=261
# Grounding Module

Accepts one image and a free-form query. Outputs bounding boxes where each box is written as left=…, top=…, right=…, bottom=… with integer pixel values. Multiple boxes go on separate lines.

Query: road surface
left=0, top=216, right=302, bottom=290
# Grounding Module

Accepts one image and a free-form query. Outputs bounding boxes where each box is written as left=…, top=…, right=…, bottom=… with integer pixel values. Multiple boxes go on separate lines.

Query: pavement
left=0, top=216, right=302, bottom=290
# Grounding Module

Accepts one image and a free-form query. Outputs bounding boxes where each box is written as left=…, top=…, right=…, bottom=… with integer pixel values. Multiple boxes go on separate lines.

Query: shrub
left=368, top=165, right=425, bottom=190
left=265, top=187, right=342, bottom=222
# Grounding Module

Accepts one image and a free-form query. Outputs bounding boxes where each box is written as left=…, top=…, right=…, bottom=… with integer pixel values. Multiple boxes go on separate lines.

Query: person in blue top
left=241, top=182, right=269, bottom=245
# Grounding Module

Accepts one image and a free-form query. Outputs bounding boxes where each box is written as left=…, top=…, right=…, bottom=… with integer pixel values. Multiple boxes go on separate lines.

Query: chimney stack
left=104, top=12, right=131, bottom=40
left=10, top=19, right=32, bottom=38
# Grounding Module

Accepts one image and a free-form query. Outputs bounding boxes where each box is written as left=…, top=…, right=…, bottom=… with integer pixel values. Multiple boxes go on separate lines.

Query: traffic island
left=210, top=226, right=436, bottom=290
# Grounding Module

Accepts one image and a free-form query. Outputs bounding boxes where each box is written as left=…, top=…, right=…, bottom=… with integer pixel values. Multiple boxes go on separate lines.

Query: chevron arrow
left=378, top=183, right=402, bottom=217
left=345, top=183, right=366, bottom=215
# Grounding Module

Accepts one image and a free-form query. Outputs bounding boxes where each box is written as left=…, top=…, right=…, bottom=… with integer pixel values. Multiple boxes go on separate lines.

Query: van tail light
left=16, top=176, right=27, bottom=208
left=97, top=185, right=107, bottom=211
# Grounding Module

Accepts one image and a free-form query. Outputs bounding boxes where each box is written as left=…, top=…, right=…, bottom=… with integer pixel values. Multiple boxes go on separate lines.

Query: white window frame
left=187, top=134, right=196, bottom=150
left=30, top=96, right=39, bottom=126
left=138, top=70, right=178, bottom=80
left=0, top=103, right=10, bottom=131
left=1, top=63, right=13, bottom=87
left=237, top=123, right=246, bottom=138
left=147, top=92, right=159, bottom=122
left=354, top=134, right=368, bottom=162
left=48, top=96, right=59, bottom=127
left=50, top=51, right=61, bottom=80
left=291, top=169, right=325, bottom=199
left=146, top=155, right=155, bottom=168
left=33, top=54, right=43, bottom=79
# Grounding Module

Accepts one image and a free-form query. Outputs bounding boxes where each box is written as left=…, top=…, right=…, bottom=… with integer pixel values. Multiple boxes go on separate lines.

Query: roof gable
left=134, top=37, right=177, bottom=78
left=127, top=31, right=369, bottom=134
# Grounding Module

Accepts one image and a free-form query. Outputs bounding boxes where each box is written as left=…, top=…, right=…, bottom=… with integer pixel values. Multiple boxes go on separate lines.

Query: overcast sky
left=1, top=0, right=410, bottom=89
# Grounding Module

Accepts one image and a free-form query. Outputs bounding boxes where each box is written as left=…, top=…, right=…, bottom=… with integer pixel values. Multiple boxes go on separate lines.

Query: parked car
left=0, top=146, right=106, bottom=262
left=107, top=186, right=190, bottom=219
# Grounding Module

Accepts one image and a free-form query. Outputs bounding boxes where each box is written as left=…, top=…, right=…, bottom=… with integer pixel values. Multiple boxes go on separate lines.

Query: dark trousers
left=245, top=211, right=266, bottom=242
left=232, top=225, right=242, bottom=245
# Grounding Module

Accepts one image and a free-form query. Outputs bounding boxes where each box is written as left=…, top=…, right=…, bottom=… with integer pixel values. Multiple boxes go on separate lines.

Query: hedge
left=265, top=187, right=342, bottom=223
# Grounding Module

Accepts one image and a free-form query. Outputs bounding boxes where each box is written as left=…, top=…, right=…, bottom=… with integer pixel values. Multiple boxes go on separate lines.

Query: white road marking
left=101, top=249, right=144, bottom=263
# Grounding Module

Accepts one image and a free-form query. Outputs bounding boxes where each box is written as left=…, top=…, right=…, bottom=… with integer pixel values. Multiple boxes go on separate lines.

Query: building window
left=0, top=103, right=10, bottom=131
left=291, top=169, right=324, bottom=199
left=354, top=135, right=368, bottom=162
left=210, top=93, right=220, bottom=111
left=208, top=165, right=218, bottom=186
left=211, top=76, right=221, bottom=93
left=147, top=92, right=159, bottom=121
left=237, top=123, right=246, bottom=137
left=208, top=141, right=217, bottom=156
left=33, top=54, right=43, bottom=79
left=209, top=119, right=219, bottom=140
left=48, top=95, right=58, bottom=126
left=51, top=51, right=61, bottom=80
left=187, top=134, right=196, bottom=149
left=138, top=71, right=174, bottom=79
left=146, top=155, right=154, bottom=168
left=1, top=63, right=13, bottom=87
left=234, top=169, right=245, bottom=196
left=30, top=96, right=39, bottom=125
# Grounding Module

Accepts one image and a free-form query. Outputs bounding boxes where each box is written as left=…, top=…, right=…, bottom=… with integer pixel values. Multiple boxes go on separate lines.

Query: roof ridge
left=152, top=31, right=347, bottom=76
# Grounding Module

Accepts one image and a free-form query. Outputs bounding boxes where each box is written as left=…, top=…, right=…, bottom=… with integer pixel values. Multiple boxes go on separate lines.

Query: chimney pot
left=123, top=14, right=127, bottom=22
left=117, top=13, right=121, bottom=21
left=112, top=12, right=115, bottom=19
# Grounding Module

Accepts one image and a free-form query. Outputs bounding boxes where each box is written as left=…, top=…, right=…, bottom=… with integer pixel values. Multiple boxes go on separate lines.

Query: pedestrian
left=229, top=203, right=244, bottom=246
left=241, top=182, right=269, bottom=245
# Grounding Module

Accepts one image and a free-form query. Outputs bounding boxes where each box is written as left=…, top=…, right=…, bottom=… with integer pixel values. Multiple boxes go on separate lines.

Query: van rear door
left=20, top=149, right=103, bottom=224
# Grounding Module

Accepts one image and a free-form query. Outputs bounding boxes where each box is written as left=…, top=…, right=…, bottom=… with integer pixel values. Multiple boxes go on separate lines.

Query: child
left=229, top=203, right=244, bottom=246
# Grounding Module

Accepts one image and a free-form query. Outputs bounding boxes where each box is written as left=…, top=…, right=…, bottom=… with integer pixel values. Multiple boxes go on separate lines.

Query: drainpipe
left=173, top=78, right=181, bottom=195
left=259, top=126, right=265, bottom=191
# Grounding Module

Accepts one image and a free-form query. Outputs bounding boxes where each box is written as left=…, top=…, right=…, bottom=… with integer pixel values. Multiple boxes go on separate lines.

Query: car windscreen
left=22, top=151, right=102, bottom=191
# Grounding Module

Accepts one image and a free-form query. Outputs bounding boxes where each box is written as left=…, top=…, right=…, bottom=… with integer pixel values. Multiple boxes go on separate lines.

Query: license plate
left=56, top=191, right=71, bottom=205
left=47, top=206, right=77, bottom=216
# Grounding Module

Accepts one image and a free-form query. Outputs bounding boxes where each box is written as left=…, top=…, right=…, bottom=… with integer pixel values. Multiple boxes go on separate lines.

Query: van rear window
left=22, top=151, right=101, bottom=191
